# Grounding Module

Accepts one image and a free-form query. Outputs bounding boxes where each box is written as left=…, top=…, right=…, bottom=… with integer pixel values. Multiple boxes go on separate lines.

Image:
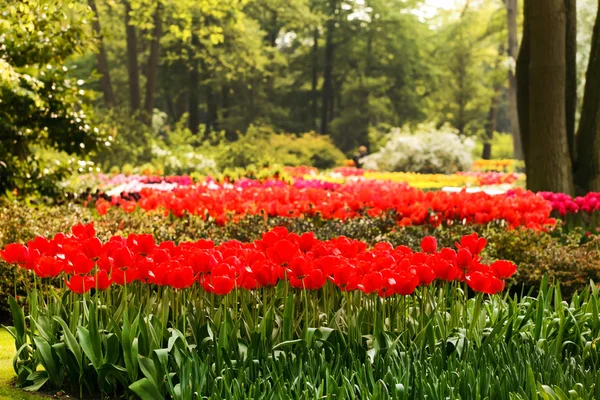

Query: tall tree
left=188, top=31, right=201, bottom=134
left=124, top=0, right=141, bottom=113
left=526, top=0, right=573, bottom=194
left=516, top=0, right=530, bottom=164
left=311, top=29, right=320, bottom=131
left=143, top=1, right=164, bottom=125
left=575, top=2, right=600, bottom=192
left=320, top=0, right=336, bottom=134
left=565, top=0, right=577, bottom=162
left=482, top=51, right=504, bottom=160
left=88, top=0, right=116, bottom=108
left=505, top=0, right=522, bottom=159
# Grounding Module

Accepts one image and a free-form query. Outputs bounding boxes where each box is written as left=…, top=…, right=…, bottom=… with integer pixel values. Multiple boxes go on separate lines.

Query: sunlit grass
left=0, top=330, right=44, bottom=400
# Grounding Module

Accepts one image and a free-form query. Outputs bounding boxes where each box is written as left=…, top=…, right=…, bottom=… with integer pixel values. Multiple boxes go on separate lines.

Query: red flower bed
left=95, top=181, right=555, bottom=230
left=1, top=223, right=517, bottom=297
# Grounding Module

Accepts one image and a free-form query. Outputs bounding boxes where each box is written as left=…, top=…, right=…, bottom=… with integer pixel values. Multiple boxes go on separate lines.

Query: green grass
left=0, top=330, right=44, bottom=400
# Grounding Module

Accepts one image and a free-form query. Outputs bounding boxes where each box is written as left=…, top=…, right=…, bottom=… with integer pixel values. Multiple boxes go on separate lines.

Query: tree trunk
left=482, top=57, right=503, bottom=160
left=206, top=85, right=218, bottom=133
left=506, top=0, right=523, bottom=159
left=575, top=3, right=600, bottom=192
left=188, top=64, right=200, bottom=135
left=516, top=0, right=530, bottom=165
left=143, top=1, right=163, bottom=125
left=565, top=0, right=577, bottom=164
left=527, top=0, right=573, bottom=194
left=188, top=28, right=201, bottom=134
left=124, top=0, right=141, bottom=114
left=481, top=95, right=500, bottom=160
left=455, top=54, right=467, bottom=135
left=311, top=30, right=319, bottom=131
left=320, top=0, right=336, bottom=135
left=88, top=0, right=115, bottom=108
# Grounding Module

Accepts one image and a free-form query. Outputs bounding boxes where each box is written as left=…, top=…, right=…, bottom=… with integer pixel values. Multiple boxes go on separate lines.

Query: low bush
left=473, top=132, right=515, bottom=160
left=210, top=125, right=345, bottom=169
left=362, top=123, right=475, bottom=174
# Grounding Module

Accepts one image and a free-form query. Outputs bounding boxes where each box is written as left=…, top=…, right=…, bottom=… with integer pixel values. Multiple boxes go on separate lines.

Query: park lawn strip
left=0, top=330, right=45, bottom=400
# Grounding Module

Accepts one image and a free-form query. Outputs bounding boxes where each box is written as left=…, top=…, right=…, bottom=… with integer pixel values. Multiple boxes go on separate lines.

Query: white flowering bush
left=362, top=123, right=475, bottom=174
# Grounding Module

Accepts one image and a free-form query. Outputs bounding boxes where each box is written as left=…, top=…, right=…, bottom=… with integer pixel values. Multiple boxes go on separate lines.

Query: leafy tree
left=0, top=0, right=100, bottom=196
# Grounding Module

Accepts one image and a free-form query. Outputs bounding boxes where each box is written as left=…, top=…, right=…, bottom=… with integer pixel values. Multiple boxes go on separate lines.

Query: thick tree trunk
left=320, top=0, right=336, bottom=135
left=88, top=0, right=115, bottom=108
left=527, top=0, right=573, bottom=194
left=124, top=0, right=141, bottom=114
left=143, top=1, right=163, bottom=125
left=516, top=0, right=530, bottom=164
left=575, top=3, right=600, bottom=192
left=506, top=0, right=523, bottom=159
left=311, top=30, right=319, bottom=131
left=565, top=0, right=577, bottom=164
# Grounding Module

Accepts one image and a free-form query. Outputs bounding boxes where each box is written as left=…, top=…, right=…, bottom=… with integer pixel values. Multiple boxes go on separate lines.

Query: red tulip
left=466, top=271, right=488, bottom=293
left=128, top=234, right=155, bottom=256
left=113, top=247, right=134, bottom=270
left=111, top=267, right=138, bottom=285
left=0, top=244, right=29, bottom=266
left=485, top=275, right=505, bottom=294
left=456, top=248, right=473, bottom=270
left=70, top=252, right=94, bottom=275
left=28, top=236, right=51, bottom=256
left=303, top=269, right=326, bottom=290
left=167, top=267, right=195, bottom=289
left=253, top=262, right=279, bottom=287
left=360, top=271, right=383, bottom=294
left=72, top=222, right=95, bottom=239
left=94, top=270, right=112, bottom=290
left=394, top=272, right=419, bottom=295
left=212, top=275, right=235, bottom=295
left=82, top=237, right=103, bottom=260
left=414, top=264, right=436, bottom=286
left=266, top=239, right=300, bottom=266
left=65, top=275, right=95, bottom=294
left=420, top=236, right=437, bottom=253
left=491, top=260, right=517, bottom=279
left=35, top=256, right=63, bottom=278
left=189, top=251, right=219, bottom=274
left=456, top=233, right=487, bottom=255
left=96, top=199, right=110, bottom=215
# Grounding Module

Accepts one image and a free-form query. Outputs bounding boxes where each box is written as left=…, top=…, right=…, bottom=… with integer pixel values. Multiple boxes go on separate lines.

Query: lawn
left=0, top=330, right=44, bottom=400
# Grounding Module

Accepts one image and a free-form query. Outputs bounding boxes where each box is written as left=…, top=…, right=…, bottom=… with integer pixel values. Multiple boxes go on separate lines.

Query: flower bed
left=2, top=224, right=599, bottom=399
left=94, top=182, right=555, bottom=230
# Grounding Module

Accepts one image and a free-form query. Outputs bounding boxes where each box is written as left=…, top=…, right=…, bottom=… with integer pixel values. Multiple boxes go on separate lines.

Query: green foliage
left=474, top=132, right=515, bottom=160
left=0, top=0, right=100, bottom=196
left=423, top=2, right=507, bottom=136
left=6, top=271, right=600, bottom=398
left=209, top=125, right=345, bottom=169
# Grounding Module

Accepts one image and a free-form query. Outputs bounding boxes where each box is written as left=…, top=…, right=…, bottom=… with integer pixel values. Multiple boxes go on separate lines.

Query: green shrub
left=210, top=125, right=345, bottom=169
left=473, top=132, right=515, bottom=160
